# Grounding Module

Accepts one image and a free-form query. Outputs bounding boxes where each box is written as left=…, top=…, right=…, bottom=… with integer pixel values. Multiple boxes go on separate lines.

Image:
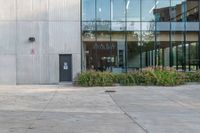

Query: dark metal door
left=59, top=54, right=72, bottom=82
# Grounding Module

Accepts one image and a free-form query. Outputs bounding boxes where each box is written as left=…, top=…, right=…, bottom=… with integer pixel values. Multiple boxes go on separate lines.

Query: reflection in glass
left=141, top=0, right=155, bottom=21
left=186, top=0, right=199, bottom=21
left=171, top=31, right=185, bottom=70
left=82, top=0, right=95, bottom=21
left=186, top=32, right=199, bottom=71
left=127, top=31, right=141, bottom=70
left=156, top=31, right=170, bottom=67
left=112, top=0, right=126, bottom=21
left=81, top=0, right=200, bottom=72
left=154, top=0, right=170, bottom=22
left=96, top=0, right=110, bottom=21
left=142, top=31, right=155, bottom=68
left=111, top=32, right=126, bottom=73
left=127, top=0, right=140, bottom=21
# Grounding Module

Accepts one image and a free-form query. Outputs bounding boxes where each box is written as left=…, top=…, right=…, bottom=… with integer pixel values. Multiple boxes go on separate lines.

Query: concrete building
left=0, top=0, right=200, bottom=84
left=0, top=0, right=81, bottom=84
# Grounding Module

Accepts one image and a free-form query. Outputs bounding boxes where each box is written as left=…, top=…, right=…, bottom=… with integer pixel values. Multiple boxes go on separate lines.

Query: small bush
left=75, top=71, right=115, bottom=87
left=75, top=68, right=186, bottom=87
left=186, top=71, right=200, bottom=82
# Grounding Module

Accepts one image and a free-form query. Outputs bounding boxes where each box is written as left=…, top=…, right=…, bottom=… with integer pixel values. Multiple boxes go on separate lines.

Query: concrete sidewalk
left=0, top=85, right=200, bottom=133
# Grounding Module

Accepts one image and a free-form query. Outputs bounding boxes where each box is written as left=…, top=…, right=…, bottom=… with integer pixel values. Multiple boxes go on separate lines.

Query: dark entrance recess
left=59, top=54, right=72, bottom=82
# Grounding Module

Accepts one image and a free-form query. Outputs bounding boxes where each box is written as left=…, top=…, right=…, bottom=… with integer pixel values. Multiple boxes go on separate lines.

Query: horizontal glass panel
left=156, top=22, right=170, bottom=31
left=186, top=22, right=199, bottom=31
left=82, top=22, right=95, bottom=31
left=97, top=22, right=110, bottom=31
left=127, top=22, right=140, bottom=31
left=171, top=22, right=185, bottom=31
left=142, top=22, right=155, bottom=31
left=111, top=22, right=125, bottom=31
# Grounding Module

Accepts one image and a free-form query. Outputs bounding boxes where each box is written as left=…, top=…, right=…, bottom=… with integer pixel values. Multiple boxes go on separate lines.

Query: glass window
left=82, top=22, right=96, bottom=42
left=154, top=0, right=170, bottom=22
left=127, top=31, right=141, bottom=70
left=186, top=0, right=199, bottom=22
left=142, top=31, right=155, bottom=67
left=141, top=0, right=156, bottom=21
left=111, top=0, right=126, bottom=21
left=127, top=0, right=140, bottom=21
left=156, top=31, right=170, bottom=67
left=97, top=0, right=111, bottom=21
left=111, top=32, right=126, bottom=73
left=171, top=31, right=185, bottom=70
left=82, top=0, right=95, bottom=21
left=111, top=22, right=126, bottom=31
left=171, top=0, right=186, bottom=21
left=186, top=32, right=199, bottom=71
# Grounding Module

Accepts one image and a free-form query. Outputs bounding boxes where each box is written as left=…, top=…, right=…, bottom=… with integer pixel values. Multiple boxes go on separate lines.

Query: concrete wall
left=0, top=0, right=81, bottom=84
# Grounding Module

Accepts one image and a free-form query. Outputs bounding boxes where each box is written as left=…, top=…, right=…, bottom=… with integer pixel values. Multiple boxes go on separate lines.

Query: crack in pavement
left=105, top=89, right=148, bottom=133
left=24, top=88, right=59, bottom=133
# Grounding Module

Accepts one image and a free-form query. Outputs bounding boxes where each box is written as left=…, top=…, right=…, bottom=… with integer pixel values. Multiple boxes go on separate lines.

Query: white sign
left=63, top=62, right=68, bottom=70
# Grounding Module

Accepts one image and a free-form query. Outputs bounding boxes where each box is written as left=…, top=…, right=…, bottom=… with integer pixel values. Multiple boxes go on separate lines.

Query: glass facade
left=82, top=0, right=200, bottom=72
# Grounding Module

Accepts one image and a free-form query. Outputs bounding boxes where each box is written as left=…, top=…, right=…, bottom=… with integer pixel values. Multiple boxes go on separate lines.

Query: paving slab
left=0, top=85, right=200, bottom=133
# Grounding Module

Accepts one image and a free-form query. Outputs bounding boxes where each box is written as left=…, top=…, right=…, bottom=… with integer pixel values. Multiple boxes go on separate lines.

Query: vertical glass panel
left=82, top=0, right=95, bottom=21
left=154, top=0, right=170, bottom=22
left=96, top=22, right=110, bottom=41
left=186, top=0, right=199, bottom=21
left=156, top=31, right=170, bottom=67
left=127, top=0, right=140, bottom=21
left=141, top=0, right=156, bottom=21
left=82, top=22, right=95, bottom=41
left=95, top=22, right=111, bottom=71
left=171, top=0, right=186, bottom=21
left=186, top=32, right=199, bottom=71
left=142, top=31, right=155, bottom=68
left=97, top=0, right=111, bottom=21
left=127, top=31, right=141, bottom=70
left=111, top=32, right=126, bottom=73
left=111, top=0, right=126, bottom=21
left=83, top=42, right=96, bottom=70
left=171, top=31, right=185, bottom=70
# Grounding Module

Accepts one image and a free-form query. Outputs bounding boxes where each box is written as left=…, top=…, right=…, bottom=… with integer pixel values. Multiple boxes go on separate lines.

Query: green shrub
left=75, top=71, right=115, bottom=87
left=152, top=68, right=185, bottom=86
left=75, top=68, right=186, bottom=87
left=186, top=71, right=200, bottom=82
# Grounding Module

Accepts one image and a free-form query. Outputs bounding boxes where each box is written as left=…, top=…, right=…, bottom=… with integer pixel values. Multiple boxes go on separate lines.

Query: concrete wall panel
left=0, top=22, right=16, bottom=54
left=49, top=22, right=80, bottom=54
left=0, top=54, right=16, bottom=84
left=16, top=55, right=40, bottom=84
left=72, top=53, right=81, bottom=80
left=48, top=54, right=59, bottom=83
left=16, top=22, right=49, bottom=55
left=17, top=0, right=48, bottom=20
left=49, top=0, right=80, bottom=21
left=0, top=0, right=16, bottom=20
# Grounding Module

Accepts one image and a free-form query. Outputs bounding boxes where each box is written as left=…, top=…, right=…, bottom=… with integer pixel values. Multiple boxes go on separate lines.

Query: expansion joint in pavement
left=24, top=88, right=59, bottom=133
left=106, top=91, right=148, bottom=133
